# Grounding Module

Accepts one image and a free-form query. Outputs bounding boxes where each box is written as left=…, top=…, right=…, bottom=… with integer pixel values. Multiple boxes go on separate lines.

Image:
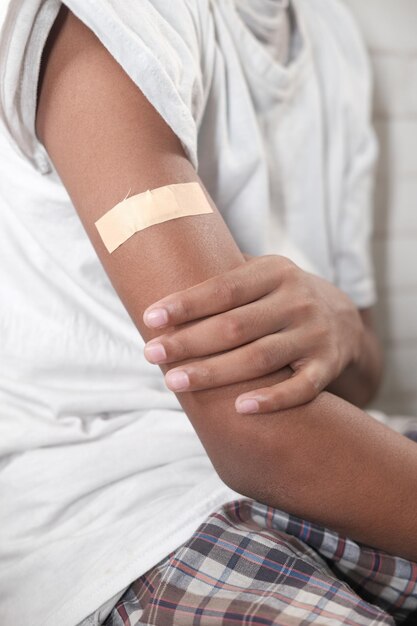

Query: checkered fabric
left=104, top=494, right=417, bottom=626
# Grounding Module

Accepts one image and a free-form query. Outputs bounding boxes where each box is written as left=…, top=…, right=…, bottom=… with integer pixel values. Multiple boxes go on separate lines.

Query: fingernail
left=165, top=370, right=190, bottom=391
left=144, top=342, right=167, bottom=363
left=144, top=308, right=169, bottom=328
left=236, top=398, right=259, bottom=414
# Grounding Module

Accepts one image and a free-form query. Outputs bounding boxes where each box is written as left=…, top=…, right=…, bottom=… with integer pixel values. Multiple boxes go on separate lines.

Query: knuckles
left=163, top=333, right=191, bottom=361
left=196, top=365, right=217, bottom=388
left=273, top=255, right=298, bottom=280
left=292, top=294, right=316, bottom=319
left=213, top=276, right=243, bottom=309
left=175, top=294, right=195, bottom=322
left=250, top=342, right=279, bottom=374
left=222, top=314, right=246, bottom=345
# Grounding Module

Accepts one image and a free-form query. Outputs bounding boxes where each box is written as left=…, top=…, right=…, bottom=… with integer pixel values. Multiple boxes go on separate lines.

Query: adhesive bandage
left=95, top=182, right=213, bottom=253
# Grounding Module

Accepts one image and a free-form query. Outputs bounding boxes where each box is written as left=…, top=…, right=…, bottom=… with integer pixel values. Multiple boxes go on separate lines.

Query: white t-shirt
left=0, top=1, right=377, bottom=624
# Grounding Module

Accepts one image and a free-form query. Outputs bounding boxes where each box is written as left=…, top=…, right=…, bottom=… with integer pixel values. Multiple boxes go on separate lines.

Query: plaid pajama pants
left=105, top=422, right=417, bottom=626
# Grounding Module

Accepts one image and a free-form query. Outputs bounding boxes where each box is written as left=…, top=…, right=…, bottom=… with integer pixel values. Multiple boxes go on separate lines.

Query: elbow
left=211, top=412, right=303, bottom=512
left=213, top=391, right=339, bottom=516
left=181, top=385, right=335, bottom=514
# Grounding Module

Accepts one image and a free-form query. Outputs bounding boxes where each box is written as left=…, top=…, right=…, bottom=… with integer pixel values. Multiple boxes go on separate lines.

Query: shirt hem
left=42, top=484, right=241, bottom=626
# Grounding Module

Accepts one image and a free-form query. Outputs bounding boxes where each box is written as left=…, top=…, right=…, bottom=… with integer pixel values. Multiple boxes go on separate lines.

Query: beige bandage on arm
left=95, top=182, right=214, bottom=253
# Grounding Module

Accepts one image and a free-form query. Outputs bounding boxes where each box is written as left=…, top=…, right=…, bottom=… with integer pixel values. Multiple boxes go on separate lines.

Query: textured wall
left=345, top=0, right=417, bottom=415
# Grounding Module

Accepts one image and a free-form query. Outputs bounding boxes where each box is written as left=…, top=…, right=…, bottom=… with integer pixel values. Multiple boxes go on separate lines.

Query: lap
left=104, top=498, right=417, bottom=626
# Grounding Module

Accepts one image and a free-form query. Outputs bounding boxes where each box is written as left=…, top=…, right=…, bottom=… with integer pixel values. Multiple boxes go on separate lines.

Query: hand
left=142, top=255, right=365, bottom=413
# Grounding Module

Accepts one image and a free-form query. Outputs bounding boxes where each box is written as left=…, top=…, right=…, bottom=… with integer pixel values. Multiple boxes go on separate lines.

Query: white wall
left=345, top=0, right=417, bottom=415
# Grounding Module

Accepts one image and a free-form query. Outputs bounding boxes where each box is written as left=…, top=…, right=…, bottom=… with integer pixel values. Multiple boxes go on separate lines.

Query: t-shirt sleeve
left=0, top=0, right=204, bottom=173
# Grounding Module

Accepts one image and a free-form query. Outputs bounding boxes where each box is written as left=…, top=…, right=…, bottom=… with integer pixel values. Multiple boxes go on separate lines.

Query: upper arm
left=36, top=8, right=244, bottom=318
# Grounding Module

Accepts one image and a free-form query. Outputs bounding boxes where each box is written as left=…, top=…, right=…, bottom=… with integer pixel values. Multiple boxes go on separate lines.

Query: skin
left=141, top=258, right=383, bottom=412
left=36, top=8, right=417, bottom=562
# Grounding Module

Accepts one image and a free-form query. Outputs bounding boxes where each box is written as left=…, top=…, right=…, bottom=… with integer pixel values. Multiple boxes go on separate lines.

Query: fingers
left=235, top=363, right=330, bottom=414
left=144, top=292, right=290, bottom=364
left=162, top=333, right=299, bottom=392
left=143, top=255, right=292, bottom=329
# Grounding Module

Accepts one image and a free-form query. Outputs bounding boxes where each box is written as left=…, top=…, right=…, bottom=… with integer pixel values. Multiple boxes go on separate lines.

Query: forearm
left=327, top=309, right=383, bottom=407
left=179, top=374, right=417, bottom=562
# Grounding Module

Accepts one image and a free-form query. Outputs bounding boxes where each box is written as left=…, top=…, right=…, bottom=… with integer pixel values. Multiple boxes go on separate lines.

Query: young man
left=1, top=1, right=416, bottom=624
